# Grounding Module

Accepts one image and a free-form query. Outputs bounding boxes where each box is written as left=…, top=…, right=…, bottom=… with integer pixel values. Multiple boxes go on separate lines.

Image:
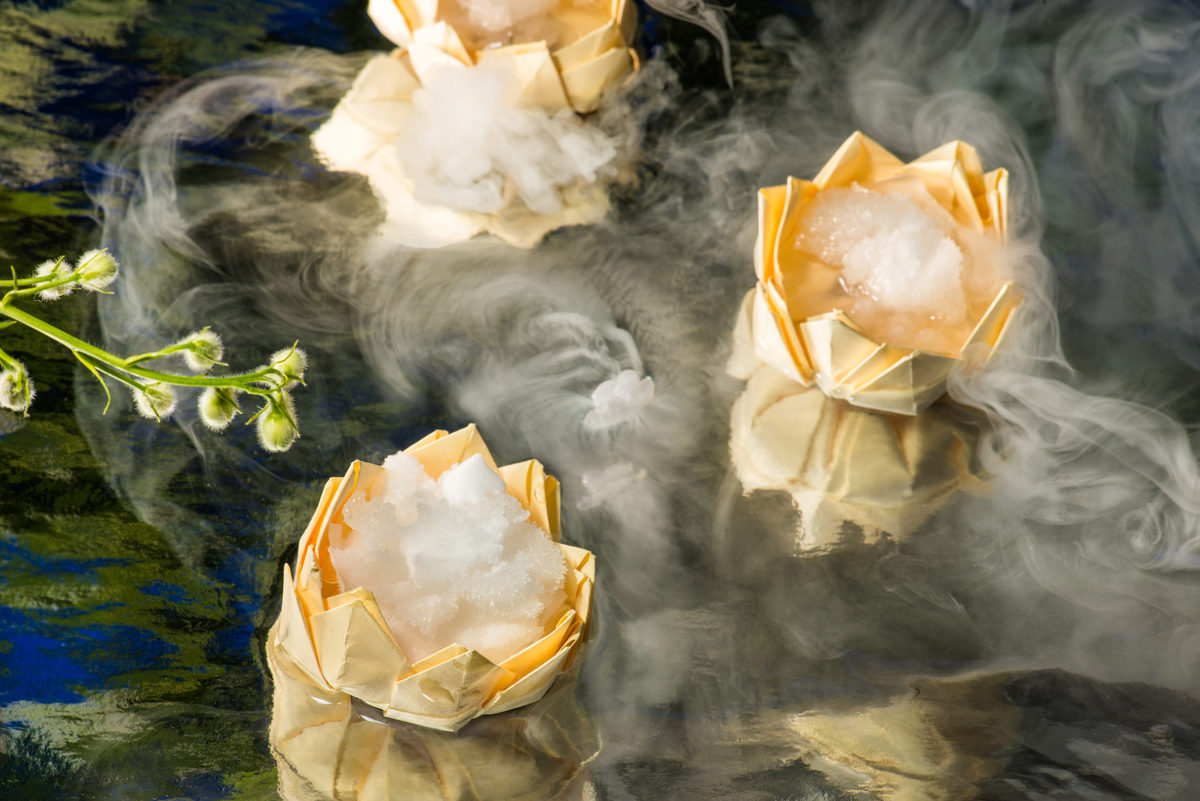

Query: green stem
left=0, top=300, right=274, bottom=390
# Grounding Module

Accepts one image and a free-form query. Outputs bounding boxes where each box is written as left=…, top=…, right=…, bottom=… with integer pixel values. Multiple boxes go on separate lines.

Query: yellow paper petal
left=754, top=184, right=789, bottom=284
left=367, top=0, right=415, bottom=47
left=752, top=282, right=813, bottom=384
left=559, top=45, right=634, bottom=113
left=496, top=610, right=576, bottom=690
left=309, top=53, right=422, bottom=171
left=813, top=131, right=905, bottom=189
left=483, top=633, right=579, bottom=715
left=310, top=590, right=413, bottom=708
left=411, top=21, right=472, bottom=65
left=407, top=39, right=473, bottom=83
left=404, top=423, right=499, bottom=478
left=497, top=459, right=561, bottom=540
left=745, top=132, right=1019, bottom=413
left=964, top=280, right=1020, bottom=354
left=801, top=313, right=886, bottom=386
left=553, top=20, right=621, bottom=71
left=275, top=566, right=330, bottom=691
left=478, top=42, right=571, bottom=111
left=386, top=649, right=510, bottom=731
left=984, top=168, right=1008, bottom=239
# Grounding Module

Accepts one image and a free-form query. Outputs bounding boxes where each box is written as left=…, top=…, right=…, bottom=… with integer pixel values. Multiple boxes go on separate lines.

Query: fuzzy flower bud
left=133, top=382, right=177, bottom=420
left=198, top=386, right=240, bottom=431
left=75, top=249, right=119, bottom=291
left=34, top=258, right=75, bottom=301
left=256, top=392, right=298, bottom=452
left=178, top=329, right=224, bottom=372
left=0, top=360, right=34, bottom=413
left=268, top=347, right=307, bottom=389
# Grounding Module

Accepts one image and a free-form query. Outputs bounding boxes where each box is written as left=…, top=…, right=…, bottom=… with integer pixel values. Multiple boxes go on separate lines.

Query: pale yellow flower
left=367, top=0, right=638, bottom=113
left=311, top=0, right=637, bottom=248
left=746, top=131, right=1020, bottom=415
left=269, top=425, right=595, bottom=732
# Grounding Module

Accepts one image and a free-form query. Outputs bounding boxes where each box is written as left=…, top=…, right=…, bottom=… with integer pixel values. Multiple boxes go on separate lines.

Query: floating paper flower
left=269, top=425, right=594, bottom=732
left=311, top=0, right=637, bottom=248
left=746, top=131, right=1020, bottom=415
left=268, top=636, right=598, bottom=801
left=367, top=0, right=637, bottom=113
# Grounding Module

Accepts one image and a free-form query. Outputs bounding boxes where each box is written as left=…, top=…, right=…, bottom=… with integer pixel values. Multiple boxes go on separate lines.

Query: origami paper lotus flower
left=747, top=131, right=1021, bottom=415
left=310, top=0, right=637, bottom=248
left=269, top=425, right=595, bottom=733
left=368, top=0, right=638, bottom=114
left=268, top=638, right=598, bottom=801
left=728, top=294, right=984, bottom=548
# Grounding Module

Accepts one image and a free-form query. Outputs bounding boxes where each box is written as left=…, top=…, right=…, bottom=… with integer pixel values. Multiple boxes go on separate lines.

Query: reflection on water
left=4, top=1, right=1200, bottom=800
left=269, top=641, right=597, bottom=801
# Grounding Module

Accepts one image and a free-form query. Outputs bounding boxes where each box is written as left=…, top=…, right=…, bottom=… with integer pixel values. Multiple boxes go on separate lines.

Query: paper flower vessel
left=310, top=0, right=638, bottom=248
left=269, top=424, right=595, bottom=732
left=748, top=131, right=1021, bottom=415
left=368, top=0, right=638, bottom=114
left=268, top=635, right=598, bottom=801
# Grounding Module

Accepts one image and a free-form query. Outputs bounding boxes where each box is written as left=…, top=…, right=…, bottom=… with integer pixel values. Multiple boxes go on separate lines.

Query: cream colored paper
left=310, top=49, right=615, bottom=249
left=367, top=0, right=636, bottom=113
left=746, top=131, right=1021, bottom=414
left=269, top=638, right=599, bottom=801
left=729, top=352, right=983, bottom=549
left=269, top=424, right=595, bottom=733
left=313, top=0, right=639, bottom=247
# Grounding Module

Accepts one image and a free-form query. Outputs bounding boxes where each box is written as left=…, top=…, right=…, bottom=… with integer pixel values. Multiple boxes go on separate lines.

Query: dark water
left=5, top=1, right=1200, bottom=799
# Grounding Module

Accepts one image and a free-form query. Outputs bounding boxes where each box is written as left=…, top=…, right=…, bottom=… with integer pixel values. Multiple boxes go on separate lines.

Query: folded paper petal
left=745, top=131, right=1021, bottom=414
left=310, top=590, right=412, bottom=708
left=268, top=424, right=595, bottom=732
left=365, top=0, right=636, bottom=114
left=316, top=0, right=637, bottom=248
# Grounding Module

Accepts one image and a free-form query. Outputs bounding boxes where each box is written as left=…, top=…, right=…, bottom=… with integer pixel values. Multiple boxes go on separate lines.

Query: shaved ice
left=798, top=185, right=973, bottom=353
left=329, top=451, right=568, bottom=664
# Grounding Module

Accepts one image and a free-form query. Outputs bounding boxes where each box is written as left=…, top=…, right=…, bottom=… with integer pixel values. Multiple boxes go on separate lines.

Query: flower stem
left=0, top=299, right=273, bottom=391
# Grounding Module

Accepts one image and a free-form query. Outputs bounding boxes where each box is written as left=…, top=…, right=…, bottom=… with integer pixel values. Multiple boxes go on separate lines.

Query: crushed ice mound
left=329, top=451, right=568, bottom=664
left=310, top=48, right=623, bottom=248
left=583, top=369, right=655, bottom=429
left=798, top=185, right=969, bottom=331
